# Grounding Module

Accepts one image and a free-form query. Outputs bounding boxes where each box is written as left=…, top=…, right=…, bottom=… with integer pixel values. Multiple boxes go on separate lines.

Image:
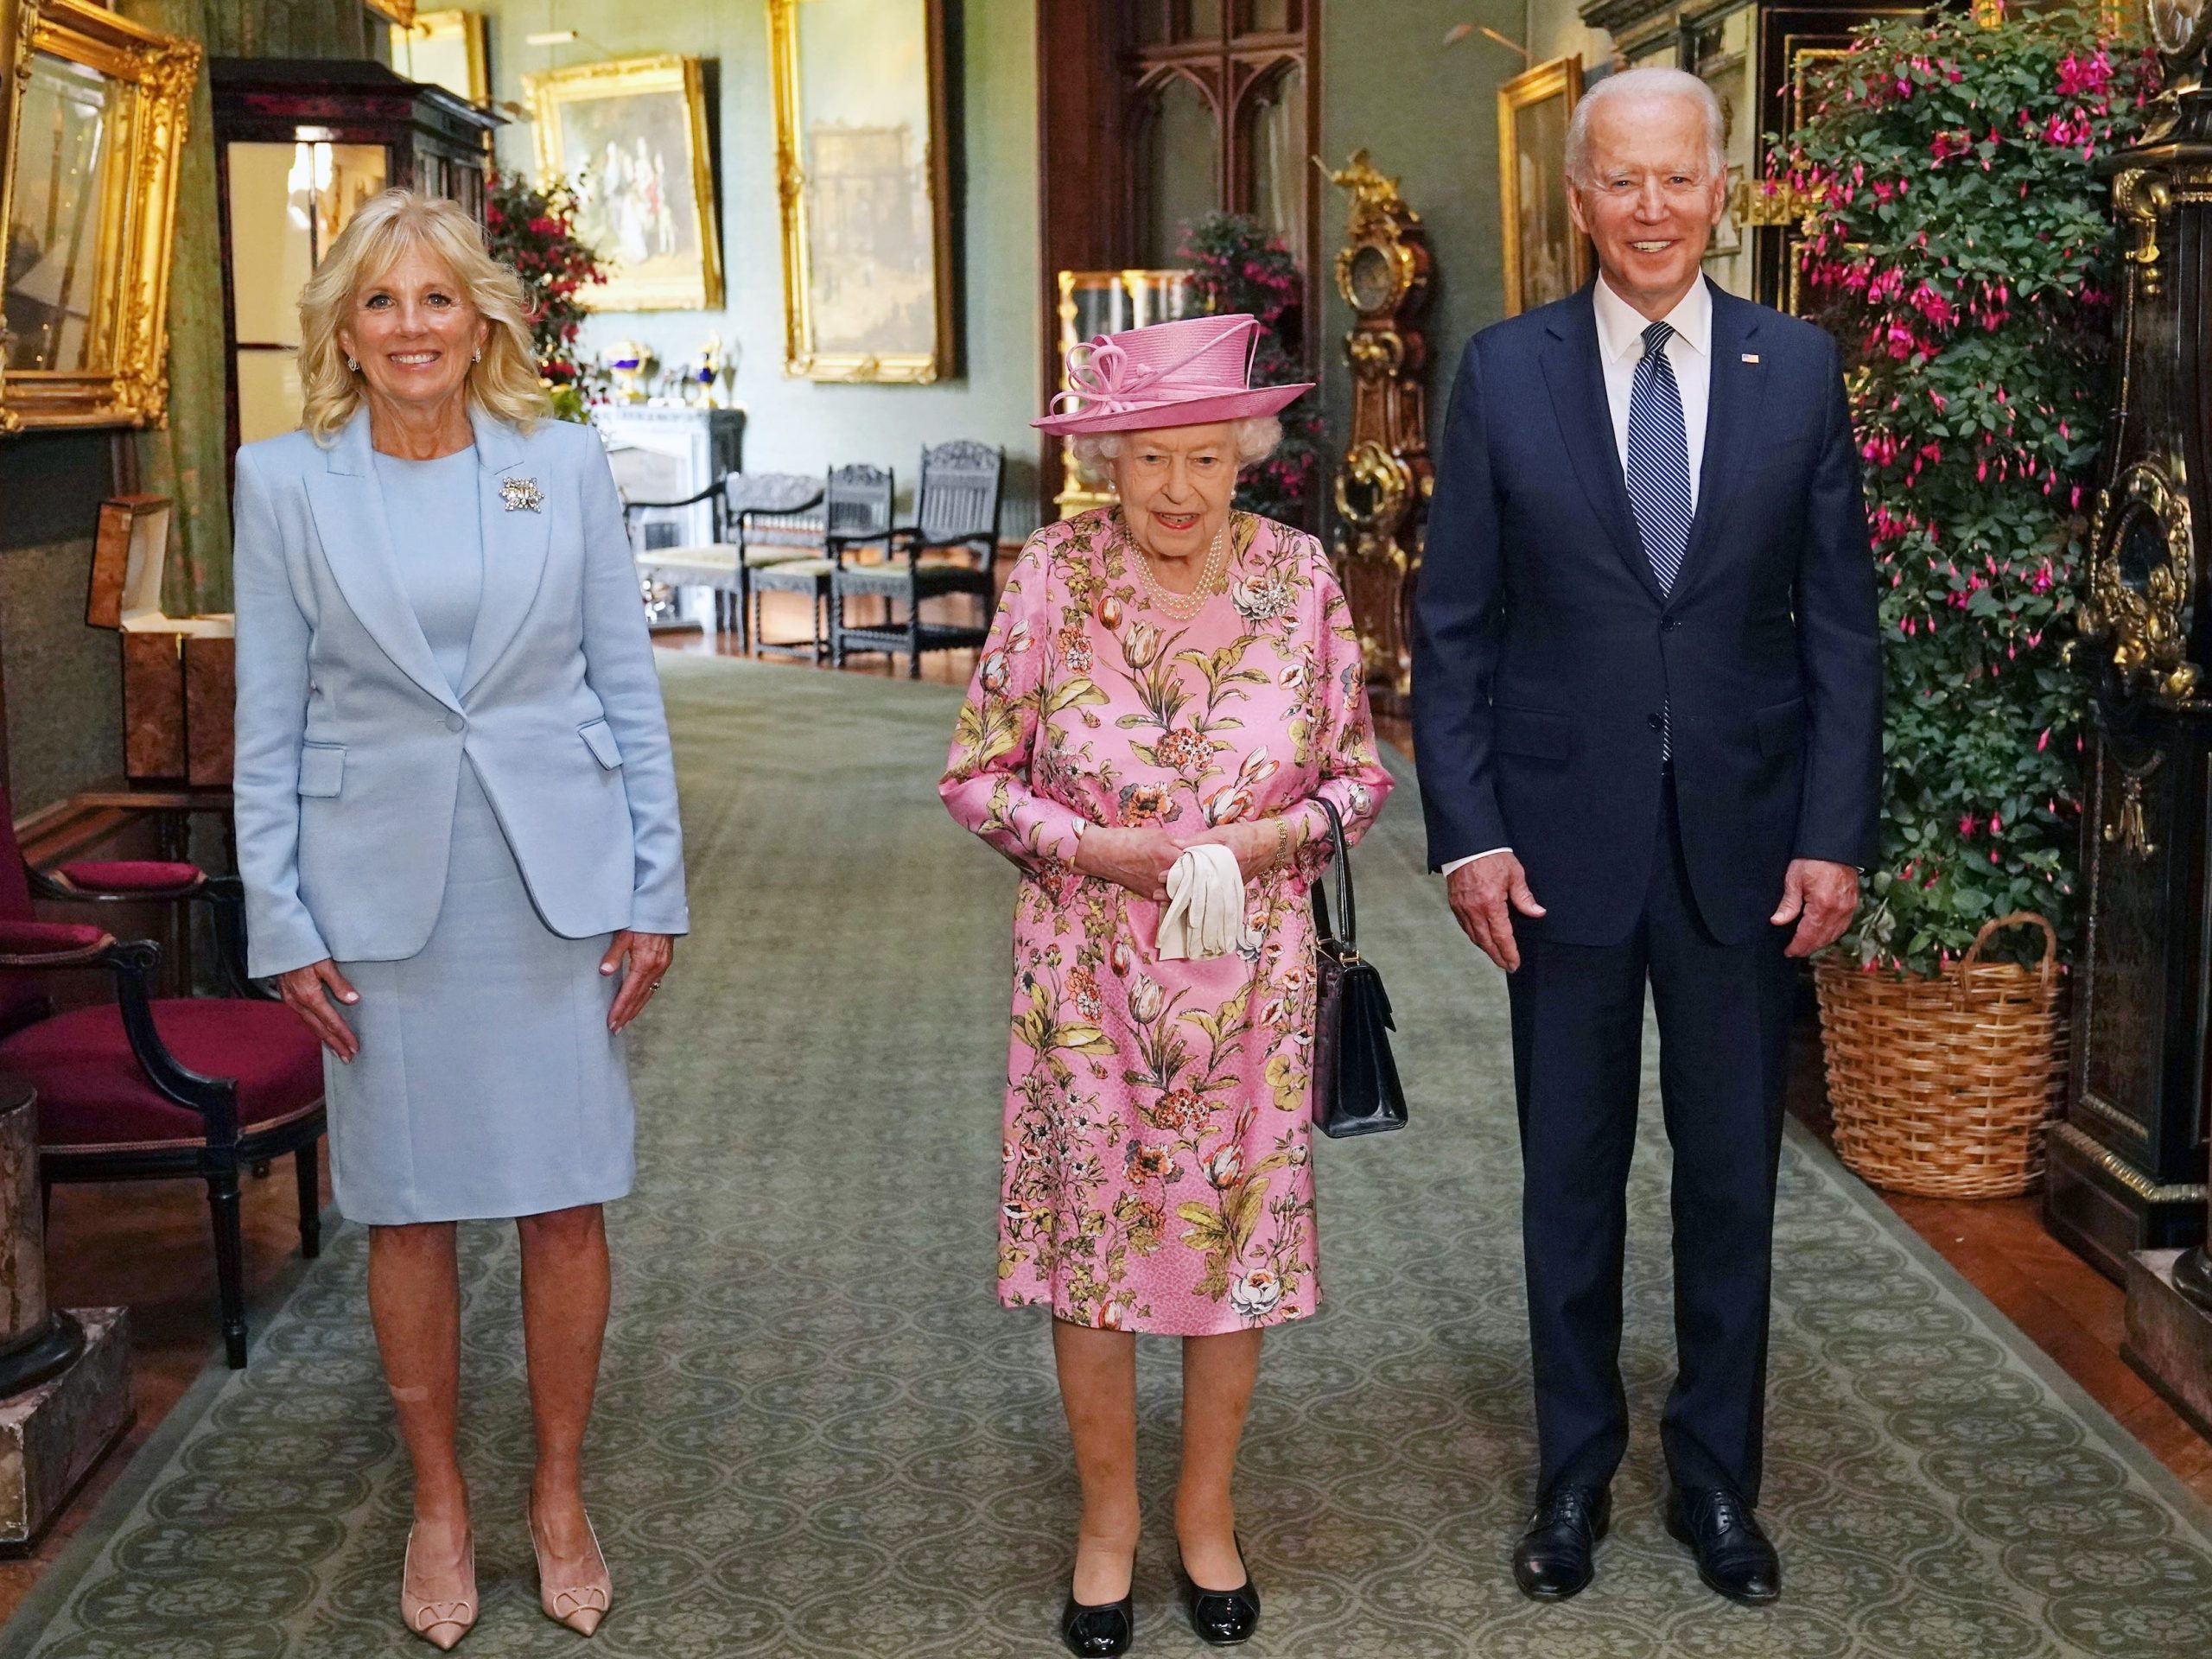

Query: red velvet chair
left=0, top=786, right=324, bottom=1369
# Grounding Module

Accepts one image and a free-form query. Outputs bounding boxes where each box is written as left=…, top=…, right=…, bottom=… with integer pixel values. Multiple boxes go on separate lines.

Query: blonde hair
left=297, top=188, right=550, bottom=444
left=1069, top=416, right=1281, bottom=484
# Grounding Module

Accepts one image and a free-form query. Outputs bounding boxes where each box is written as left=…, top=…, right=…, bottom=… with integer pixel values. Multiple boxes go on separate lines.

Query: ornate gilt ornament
left=2150, top=0, right=2212, bottom=64
left=0, top=0, right=200, bottom=433
left=1324, top=150, right=1432, bottom=709
left=2104, top=749, right=2164, bottom=859
left=2113, top=168, right=2172, bottom=296
left=2076, top=461, right=2199, bottom=701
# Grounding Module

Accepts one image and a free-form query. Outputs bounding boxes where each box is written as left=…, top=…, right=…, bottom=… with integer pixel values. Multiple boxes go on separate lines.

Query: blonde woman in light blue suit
left=232, top=188, right=685, bottom=1649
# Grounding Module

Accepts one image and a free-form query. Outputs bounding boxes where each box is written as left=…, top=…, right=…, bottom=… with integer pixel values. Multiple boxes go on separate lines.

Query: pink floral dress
left=940, top=508, right=1393, bottom=1335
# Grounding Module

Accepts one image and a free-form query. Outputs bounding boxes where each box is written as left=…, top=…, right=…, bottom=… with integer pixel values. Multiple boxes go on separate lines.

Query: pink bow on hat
left=1033, top=314, right=1313, bottom=437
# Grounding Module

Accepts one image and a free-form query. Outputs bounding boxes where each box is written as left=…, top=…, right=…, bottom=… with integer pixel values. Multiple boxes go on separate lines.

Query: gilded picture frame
left=363, top=2, right=419, bottom=25
left=766, top=0, right=956, bottom=384
left=1497, top=55, right=1590, bottom=318
left=524, top=55, right=724, bottom=313
left=391, top=9, right=488, bottom=107
left=0, top=0, right=200, bottom=432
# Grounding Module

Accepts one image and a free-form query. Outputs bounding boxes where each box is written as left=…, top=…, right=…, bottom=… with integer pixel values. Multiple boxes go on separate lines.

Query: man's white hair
left=1565, top=67, right=1726, bottom=186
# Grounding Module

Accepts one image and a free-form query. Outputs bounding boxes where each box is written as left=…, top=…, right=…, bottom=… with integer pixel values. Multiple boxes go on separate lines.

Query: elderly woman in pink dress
left=941, top=315, right=1392, bottom=1656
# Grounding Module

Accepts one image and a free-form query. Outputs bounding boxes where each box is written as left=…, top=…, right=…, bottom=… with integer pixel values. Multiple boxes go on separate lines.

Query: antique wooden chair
left=831, top=442, right=1004, bottom=677
left=620, top=472, right=746, bottom=639
left=0, top=783, right=324, bottom=1368
left=774, top=462, right=893, bottom=668
left=729, top=472, right=832, bottom=658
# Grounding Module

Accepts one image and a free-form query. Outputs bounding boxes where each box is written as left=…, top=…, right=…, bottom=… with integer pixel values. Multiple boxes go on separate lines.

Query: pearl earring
left=346, top=355, right=359, bottom=372
left=471, top=348, right=481, bottom=364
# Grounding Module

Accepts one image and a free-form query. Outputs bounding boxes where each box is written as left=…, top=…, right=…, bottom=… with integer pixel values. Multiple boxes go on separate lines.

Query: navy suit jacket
left=1411, top=280, right=1881, bottom=946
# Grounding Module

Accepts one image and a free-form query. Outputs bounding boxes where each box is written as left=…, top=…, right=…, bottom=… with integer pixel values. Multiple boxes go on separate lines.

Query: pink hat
left=1033, top=313, right=1313, bottom=435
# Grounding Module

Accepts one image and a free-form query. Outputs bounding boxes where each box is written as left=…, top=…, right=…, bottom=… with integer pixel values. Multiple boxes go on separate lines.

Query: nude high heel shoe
left=401, top=1526, right=478, bottom=1650
left=529, top=1497, right=613, bottom=1637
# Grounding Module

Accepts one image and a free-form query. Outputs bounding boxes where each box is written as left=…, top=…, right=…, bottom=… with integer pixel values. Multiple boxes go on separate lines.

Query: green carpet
left=6, top=652, right=2210, bottom=1657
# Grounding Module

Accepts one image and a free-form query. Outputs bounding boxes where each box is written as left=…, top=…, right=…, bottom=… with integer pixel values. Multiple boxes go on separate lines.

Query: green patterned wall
left=1, top=2, right=378, bottom=811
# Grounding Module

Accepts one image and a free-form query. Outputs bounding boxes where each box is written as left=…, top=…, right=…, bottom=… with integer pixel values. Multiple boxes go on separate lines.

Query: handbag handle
left=1309, top=798, right=1356, bottom=951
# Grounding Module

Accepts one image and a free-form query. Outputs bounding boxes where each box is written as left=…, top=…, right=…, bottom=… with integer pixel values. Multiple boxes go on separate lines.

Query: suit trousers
left=1505, top=768, right=1796, bottom=1502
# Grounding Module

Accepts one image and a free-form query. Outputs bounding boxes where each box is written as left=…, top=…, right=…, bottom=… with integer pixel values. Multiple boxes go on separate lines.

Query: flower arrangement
left=482, top=169, right=609, bottom=423
left=1179, top=211, right=1322, bottom=528
left=1772, top=3, right=2157, bottom=973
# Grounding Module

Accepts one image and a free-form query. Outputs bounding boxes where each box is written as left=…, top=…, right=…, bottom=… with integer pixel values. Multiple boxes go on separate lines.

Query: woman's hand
left=1071, top=825, right=1183, bottom=900
left=601, top=931, right=676, bottom=1033
left=1179, top=817, right=1286, bottom=884
left=276, top=959, right=361, bottom=1061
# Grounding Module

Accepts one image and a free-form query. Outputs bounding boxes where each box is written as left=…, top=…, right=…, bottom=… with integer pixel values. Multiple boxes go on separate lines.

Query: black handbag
left=1309, top=798, right=1407, bottom=1138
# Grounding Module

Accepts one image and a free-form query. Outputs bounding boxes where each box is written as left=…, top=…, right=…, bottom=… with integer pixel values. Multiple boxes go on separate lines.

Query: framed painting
left=1497, top=55, right=1589, bottom=318
left=391, top=9, right=487, bottom=106
left=1, top=0, right=200, bottom=431
left=767, top=0, right=955, bottom=383
left=524, top=55, right=723, bottom=312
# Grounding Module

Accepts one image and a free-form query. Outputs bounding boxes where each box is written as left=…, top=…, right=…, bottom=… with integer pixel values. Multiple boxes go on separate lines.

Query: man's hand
left=1446, top=852, right=1547, bottom=973
left=1771, top=859, right=1859, bottom=958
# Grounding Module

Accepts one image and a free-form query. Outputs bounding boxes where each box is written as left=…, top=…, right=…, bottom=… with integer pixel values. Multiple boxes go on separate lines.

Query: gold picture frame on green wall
left=1497, top=55, right=1589, bottom=319
left=767, top=0, right=955, bottom=384
left=0, top=0, right=202, bottom=432
left=524, top=54, right=724, bottom=313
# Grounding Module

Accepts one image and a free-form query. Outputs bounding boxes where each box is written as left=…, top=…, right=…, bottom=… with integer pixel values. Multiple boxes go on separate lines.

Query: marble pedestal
left=0, top=1306, right=132, bottom=1555
left=2125, top=1249, right=2212, bottom=1443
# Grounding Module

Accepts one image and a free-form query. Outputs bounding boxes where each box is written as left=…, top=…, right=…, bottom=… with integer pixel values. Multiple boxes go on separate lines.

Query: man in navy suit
left=1413, top=67, right=1881, bottom=1605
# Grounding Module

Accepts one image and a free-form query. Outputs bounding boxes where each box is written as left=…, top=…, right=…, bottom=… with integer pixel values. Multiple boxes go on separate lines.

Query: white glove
left=1159, top=842, right=1256, bottom=960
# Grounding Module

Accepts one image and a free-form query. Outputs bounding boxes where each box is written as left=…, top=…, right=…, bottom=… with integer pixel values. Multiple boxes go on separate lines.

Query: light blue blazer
left=232, top=405, right=689, bottom=978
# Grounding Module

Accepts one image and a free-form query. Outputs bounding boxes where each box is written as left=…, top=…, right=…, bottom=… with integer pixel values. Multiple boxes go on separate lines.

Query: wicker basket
left=1812, top=911, right=2069, bottom=1200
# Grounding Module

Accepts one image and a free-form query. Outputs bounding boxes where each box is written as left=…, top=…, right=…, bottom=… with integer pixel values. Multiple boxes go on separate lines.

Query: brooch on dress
left=1230, top=575, right=1293, bottom=625
left=500, top=476, right=544, bottom=513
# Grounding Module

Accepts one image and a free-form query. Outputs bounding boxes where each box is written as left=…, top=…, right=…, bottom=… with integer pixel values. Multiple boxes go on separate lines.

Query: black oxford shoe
left=1512, top=1484, right=1611, bottom=1602
left=1666, top=1485, right=1782, bottom=1605
left=1179, top=1537, right=1260, bottom=1645
left=1060, top=1589, right=1134, bottom=1656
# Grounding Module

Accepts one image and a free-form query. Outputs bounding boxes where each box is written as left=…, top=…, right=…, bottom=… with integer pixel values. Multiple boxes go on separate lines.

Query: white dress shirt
left=1442, top=276, right=1714, bottom=878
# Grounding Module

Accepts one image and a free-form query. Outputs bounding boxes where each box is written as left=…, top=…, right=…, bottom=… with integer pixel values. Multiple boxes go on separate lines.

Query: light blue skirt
left=327, top=761, right=637, bottom=1224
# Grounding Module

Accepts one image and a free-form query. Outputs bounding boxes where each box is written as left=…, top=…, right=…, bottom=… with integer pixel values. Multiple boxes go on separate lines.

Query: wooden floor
left=1, top=593, right=2202, bottom=1625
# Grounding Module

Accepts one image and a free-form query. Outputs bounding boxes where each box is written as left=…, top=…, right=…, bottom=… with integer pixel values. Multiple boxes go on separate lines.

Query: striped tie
left=1625, top=321, right=1693, bottom=594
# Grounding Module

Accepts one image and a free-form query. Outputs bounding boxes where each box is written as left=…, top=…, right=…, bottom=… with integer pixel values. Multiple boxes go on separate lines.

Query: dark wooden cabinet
left=2050, top=75, right=2212, bottom=1281
left=209, top=59, right=501, bottom=463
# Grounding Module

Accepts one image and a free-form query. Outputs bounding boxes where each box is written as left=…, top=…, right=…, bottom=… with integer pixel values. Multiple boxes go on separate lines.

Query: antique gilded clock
left=2050, top=2, right=2212, bottom=1289
left=1325, top=151, right=1431, bottom=716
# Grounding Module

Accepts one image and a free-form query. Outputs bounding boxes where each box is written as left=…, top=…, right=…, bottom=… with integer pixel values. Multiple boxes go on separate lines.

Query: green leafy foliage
left=483, top=170, right=609, bottom=423
left=1179, top=211, right=1321, bottom=528
left=1773, top=5, right=2158, bottom=973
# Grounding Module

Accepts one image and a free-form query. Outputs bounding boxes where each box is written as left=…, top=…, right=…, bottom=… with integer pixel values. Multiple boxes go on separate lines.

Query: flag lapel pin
left=1741, top=353, right=1760, bottom=364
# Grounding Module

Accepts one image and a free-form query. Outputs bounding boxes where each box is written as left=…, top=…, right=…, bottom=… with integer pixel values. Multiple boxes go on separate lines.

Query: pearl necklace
left=1130, top=521, right=1228, bottom=620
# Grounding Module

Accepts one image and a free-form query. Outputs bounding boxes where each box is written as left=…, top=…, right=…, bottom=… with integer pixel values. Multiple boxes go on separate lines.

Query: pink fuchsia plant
left=483, top=169, right=609, bottom=423
left=1770, top=4, right=2158, bottom=974
left=1179, top=211, right=1321, bottom=529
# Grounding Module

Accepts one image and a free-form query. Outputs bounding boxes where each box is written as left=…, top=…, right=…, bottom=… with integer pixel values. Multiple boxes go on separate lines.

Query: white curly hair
left=1068, top=416, right=1283, bottom=484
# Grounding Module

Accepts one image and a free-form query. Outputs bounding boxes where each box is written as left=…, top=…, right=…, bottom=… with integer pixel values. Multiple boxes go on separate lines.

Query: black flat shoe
left=1178, top=1535, right=1259, bottom=1646
left=1666, top=1484, right=1781, bottom=1605
left=1512, top=1484, right=1611, bottom=1602
left=1060, top=1590, right=1134, bottom=1656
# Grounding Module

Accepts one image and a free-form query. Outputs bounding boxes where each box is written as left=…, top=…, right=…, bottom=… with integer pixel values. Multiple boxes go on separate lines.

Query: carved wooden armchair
left=0, top=783, right=324, bottom=1368
left=832, top=442, right=1003, bottom=677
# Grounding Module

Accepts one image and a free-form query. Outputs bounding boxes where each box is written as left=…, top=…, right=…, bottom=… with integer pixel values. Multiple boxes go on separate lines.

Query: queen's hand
left=1072, top=824, right=1183, bottom=900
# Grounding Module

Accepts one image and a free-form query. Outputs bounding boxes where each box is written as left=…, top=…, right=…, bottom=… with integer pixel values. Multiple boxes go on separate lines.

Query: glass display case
left=211, top=59, right=499, bottom=460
